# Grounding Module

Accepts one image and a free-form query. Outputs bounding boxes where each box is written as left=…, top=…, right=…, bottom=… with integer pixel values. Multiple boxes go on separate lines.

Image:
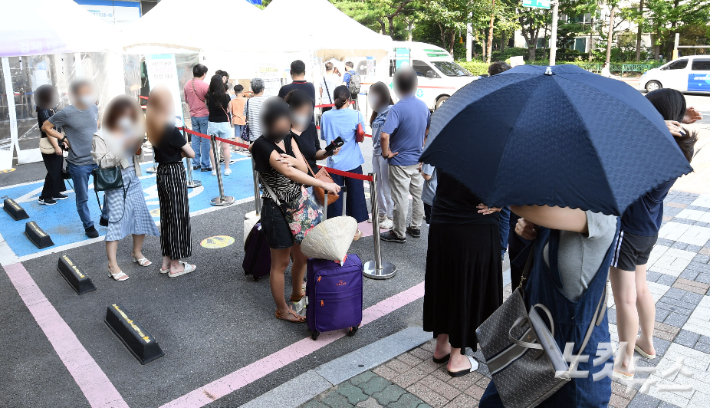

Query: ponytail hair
left=333, top=85, right=350, bottom=109
left=676, top=127, right=699, bottom=163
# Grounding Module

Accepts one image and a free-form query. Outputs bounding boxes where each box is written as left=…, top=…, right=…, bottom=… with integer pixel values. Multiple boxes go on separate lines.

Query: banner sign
left=523, top=0, right=551, bottom=9
left=145, top=54, right=184, bottom=126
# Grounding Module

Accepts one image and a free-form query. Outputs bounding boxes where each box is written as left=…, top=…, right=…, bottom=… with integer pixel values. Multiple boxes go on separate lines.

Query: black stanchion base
left=57, top=255, right=96, bottom=295
left=24, top=221, right=54, bottom=249
left=105, top=304, right=164, bottom=365
left=3, top=198, right=29, bottom=220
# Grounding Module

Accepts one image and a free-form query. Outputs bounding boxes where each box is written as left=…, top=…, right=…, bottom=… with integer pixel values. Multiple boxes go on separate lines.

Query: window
left=692, top=59, right=710, bottom=71
left=412, top=60, right=439, bottom=78
left=666, top=59, right=688, bottom=70
left=574, top=38, right=587, bottom=53
left=431, top=61, right=472, bottom=77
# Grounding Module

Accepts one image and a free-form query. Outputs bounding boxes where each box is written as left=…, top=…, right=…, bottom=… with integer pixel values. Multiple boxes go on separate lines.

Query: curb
left=240, top=326, right=431, bottom=408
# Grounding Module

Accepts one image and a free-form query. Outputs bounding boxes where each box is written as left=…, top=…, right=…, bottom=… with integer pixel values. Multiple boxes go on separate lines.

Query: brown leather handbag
left=299, top=153, right=339, bottom=206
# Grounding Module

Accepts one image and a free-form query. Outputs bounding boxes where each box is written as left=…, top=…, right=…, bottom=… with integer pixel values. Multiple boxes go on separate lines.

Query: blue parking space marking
left=0, top=160, right=255, bottom=258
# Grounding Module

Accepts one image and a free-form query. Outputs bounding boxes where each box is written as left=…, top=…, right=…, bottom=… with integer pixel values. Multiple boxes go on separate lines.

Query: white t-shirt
left=319, top=73, right=341, bottom=105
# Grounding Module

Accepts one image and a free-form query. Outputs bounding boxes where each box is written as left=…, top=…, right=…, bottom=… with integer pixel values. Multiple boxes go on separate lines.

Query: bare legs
left=434, top=334, right=472, bottom=372
left=161, top=256, right=187, bottom=273
left=208, top=141, right=231, bottom=173
left=610, top=264, right=656, bottom=374
left=107, top=234, right=148, bottom=277
left=269, top=245, right=307, bottom=321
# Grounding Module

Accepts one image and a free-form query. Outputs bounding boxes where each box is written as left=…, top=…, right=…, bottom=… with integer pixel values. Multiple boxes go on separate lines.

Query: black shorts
left=261, top=198, right=294, bottom=249
left=611, top=231, right=658, bottom=271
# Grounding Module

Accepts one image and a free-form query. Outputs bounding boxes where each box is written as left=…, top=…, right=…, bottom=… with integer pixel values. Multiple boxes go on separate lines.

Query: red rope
left=178, top=127, right=251, bottom=149
left=315, top=125, right=371, bottom=138
left=314, top=100, right=355, bottom=108
left=318, top=165, right=373, bottom=181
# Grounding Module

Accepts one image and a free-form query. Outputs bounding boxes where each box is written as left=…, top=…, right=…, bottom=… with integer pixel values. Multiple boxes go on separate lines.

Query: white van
left=387, top=41, right=478, bottom=110
left=640, top=55, right=710, bottom=93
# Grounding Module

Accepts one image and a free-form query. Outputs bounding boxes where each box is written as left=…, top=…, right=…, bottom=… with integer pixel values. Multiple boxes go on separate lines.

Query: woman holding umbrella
left=420, top=65, right=693, bottom=408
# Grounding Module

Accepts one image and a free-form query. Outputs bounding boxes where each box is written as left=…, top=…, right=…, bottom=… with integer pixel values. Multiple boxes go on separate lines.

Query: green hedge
left=456, top=60, right=663, bottom=76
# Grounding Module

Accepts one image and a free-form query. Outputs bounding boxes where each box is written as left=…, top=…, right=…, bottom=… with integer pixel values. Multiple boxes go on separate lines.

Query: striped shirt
left=244, top=95, right=267, bottom=142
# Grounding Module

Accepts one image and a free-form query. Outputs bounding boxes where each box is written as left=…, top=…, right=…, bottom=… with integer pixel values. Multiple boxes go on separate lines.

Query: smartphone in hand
left=325, top=136, right=344, bottom=155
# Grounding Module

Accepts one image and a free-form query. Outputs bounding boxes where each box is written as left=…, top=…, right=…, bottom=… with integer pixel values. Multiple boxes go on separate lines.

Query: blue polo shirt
left=381, top=95, right=430, bottom=167
left=321, top=108, right=365, bottom=171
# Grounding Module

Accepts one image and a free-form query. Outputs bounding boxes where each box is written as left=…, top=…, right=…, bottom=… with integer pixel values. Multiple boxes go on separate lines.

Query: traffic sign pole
left=549, top=1, right=559, bottom=66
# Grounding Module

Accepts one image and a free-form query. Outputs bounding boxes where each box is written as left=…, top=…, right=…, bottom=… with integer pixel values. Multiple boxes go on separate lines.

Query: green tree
left=644, top=0, right=710, bottom=60
left=517, top=7, right=550, bottom=61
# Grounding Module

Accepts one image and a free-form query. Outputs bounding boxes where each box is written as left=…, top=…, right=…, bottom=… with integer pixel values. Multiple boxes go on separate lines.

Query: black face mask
left=264, top=130, right=289, bottom=144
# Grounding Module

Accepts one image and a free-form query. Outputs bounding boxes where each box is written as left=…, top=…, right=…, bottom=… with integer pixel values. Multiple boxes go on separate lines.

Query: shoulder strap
left=191, top=79, right=205, bottom=103
left=258, top=173, right=281, bottom=206
left=323, top=76, right=332, bottom=103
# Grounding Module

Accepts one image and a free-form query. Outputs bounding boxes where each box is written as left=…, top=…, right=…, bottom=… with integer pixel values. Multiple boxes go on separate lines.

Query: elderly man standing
left=379, top=67, right=430, bottom=244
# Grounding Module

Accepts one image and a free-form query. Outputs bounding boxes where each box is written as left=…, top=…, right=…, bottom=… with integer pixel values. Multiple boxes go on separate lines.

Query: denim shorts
left=207, top=121, right=233, bottom=139
left=261, top=198, right=294, bottom=249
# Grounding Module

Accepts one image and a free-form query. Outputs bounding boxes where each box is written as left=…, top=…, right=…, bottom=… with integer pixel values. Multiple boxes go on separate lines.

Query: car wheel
left=435, top=96, right=449, bottom=110
left=645, top=80, right=662, bottom=92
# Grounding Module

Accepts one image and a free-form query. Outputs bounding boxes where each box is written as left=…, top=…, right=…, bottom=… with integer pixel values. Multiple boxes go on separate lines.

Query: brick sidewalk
left=301, top=192, right=710, bottom=408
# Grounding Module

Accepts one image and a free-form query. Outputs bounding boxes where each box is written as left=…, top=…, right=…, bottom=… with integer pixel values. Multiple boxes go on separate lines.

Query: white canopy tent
left=263, top=0, right=393, bottom=61
left=0, top=0, right=128, bottom=168
left=263, top=0, right=393, bottom=104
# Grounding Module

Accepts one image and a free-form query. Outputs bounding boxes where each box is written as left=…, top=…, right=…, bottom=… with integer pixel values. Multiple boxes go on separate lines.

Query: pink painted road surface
left=3, top=262, right=129, bottom=408
left=160, top=282, right=425, bottom=408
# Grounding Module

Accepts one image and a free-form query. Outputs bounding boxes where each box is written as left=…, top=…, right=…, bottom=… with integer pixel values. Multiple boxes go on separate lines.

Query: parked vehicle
left=640, top=55, right=710, bottom=93
left=388, top=41, right=479, bottom=110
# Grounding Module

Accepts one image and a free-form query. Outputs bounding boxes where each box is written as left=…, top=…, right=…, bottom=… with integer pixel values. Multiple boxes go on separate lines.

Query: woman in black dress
left=35, top=84, right=67, bottom=205
left=146, top=87, right=196, bottom=278
left=423, top=170, right=502, bottom=376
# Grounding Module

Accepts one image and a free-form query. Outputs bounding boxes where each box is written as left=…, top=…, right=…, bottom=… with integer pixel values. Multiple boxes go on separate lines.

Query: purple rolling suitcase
left=307, top=254, right=363, bottom=340
left=242, top=223, right=271, bottom=280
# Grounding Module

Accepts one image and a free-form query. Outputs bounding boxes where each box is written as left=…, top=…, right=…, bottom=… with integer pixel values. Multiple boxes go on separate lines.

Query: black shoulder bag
left=93, top=152, right=130, bottom=222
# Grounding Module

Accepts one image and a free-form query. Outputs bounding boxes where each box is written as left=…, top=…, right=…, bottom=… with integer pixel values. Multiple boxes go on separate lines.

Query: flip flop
left=275, top=306, right=306, bottom=323
left=612, top=370, right=634, bottom=381
left=108, top=269, right=129, bottom=281
left=132, top=257, right=153, bottom=267
left=635, top=344, right=656, bottom=360
left=447, top=355, right=479, bottom=377
left=433, top=353, right=451, bottom=364
left=168, top=262, right=196, bottom=278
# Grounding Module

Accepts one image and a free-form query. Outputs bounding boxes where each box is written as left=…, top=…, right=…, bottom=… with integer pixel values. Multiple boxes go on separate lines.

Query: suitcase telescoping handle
left=323, top=186, right=347, bottom=218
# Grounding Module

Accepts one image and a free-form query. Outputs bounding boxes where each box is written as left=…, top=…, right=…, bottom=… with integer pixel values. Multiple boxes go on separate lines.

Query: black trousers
left=40, top=152, right=66, bottom=200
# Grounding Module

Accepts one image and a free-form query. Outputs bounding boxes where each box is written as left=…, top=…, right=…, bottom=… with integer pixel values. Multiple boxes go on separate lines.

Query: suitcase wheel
left=347, top=326, right=358, bottom=337
left=311, top=331, right=320, bottom=340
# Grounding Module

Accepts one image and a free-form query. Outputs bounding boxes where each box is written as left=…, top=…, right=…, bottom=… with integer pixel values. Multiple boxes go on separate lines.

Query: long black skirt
left=423, top=222, right=503, bottom=353
left=157, top=162, right=192, bottom=260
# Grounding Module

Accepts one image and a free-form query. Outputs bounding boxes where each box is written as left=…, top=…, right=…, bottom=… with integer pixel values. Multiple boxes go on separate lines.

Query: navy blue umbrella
left=420, top=65, right=692, bottom=215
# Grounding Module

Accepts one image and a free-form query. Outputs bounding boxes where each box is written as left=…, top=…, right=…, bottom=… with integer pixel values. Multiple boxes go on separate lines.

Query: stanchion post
left=183, top=128, right=201, bottom=189
left=363, top=173, right=396, bottom=279
left=209, top=135, right=235, bottom=206
left=251, top=157, right=261, bottom=215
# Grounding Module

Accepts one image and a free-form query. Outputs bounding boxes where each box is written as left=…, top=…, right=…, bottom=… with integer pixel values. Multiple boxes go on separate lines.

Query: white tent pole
left=74, top=52, right=84, bottom=77
left=2, top=57, right=19, bottom=159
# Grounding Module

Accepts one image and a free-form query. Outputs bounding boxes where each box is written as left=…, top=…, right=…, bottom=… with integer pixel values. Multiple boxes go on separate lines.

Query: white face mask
left=80, top=95, right=95, bottom=107
left=117, top=116, right=133, bottom=134
left=291, top=113, right=310, bottom=131
left=368, top=94, right=380, bottom=112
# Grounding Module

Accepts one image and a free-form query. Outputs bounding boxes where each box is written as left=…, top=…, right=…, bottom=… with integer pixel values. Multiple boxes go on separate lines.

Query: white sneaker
left=211, top=170, right=217, bottom=176
left=224, top=168, right=232, bottom=176
left=380, top=218, right=394, bottom=230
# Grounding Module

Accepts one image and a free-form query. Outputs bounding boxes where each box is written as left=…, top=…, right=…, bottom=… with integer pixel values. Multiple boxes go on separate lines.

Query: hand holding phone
left=325, top=136, right=344, bottom=156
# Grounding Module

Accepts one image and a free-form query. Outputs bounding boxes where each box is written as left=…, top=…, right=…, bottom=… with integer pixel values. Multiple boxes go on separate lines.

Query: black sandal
left=433, top=353, right=450, bottom=364
left=448, top=355, right=479, bottom=378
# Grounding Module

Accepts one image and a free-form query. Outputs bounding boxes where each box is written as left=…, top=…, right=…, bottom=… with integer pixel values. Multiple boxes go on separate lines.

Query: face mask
left=264, top=130, right=289, bottom=144
left=117, top=116, right=133, bottom=133
left=291, top=113, right=310, bottom=131
left=368, top=94, right=380, bottom=111
left=80, top=95, right=95, bottom=107
left=166, top=114, right=176, bottom=126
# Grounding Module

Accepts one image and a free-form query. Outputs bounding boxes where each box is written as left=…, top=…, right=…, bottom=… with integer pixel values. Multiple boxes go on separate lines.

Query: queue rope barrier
left=178, top=127, right=374, bottom=182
